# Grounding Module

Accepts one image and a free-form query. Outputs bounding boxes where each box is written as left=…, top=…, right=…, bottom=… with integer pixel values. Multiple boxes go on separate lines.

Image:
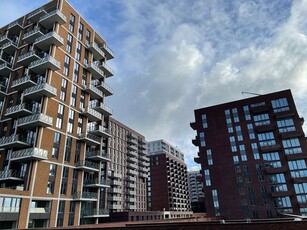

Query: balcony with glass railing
left=0, top=170, right=24, bottom=182
left=108, top=171, right=122, bottom=178
left=23, top=27, right=44, bottom=43
left=86, top=150, right=110, bottom=162
left=75, top=160, right=99, bottom=172
left=78, top=133, right=100, bottom=146
left=23, top=83, right=57, bottom=101
left=11, top=147, right=48, bottom=162
left=39, top=9, right=67, bottom=29
left=98, top=62, right=114, bottom=77
left=127, top=169, right=137, bottom=176
left=34, top=31, right=64, bottom=50
left=82, top=83, right=103, bottom=100
left=127, top=162, right=138, bottom=170
left=84, top=178, right=110, bottom=188
left=127, top=204, right=136, bottom=210
left=87, top=125, right=112, bottom=138
left=109, top=188, right=122, bottom=194
left=139, top=172, right=148, bottom=178
left=81, top=106, right=102, bottom=122
left=127, top=144, right=138, bottom=152
left=86, top=42, right=105, bottom=60
left=0, top=134, right=32, bottom=149
left=5, top=103, right=35, bottom=118
left=11, top=75, right=38, bottom=91
left=126, top=176, right=136, bottom=182
left=27, top=8, right=46, bottom=22
left=127, top=190, right=136, bottom=196
left=84, top=62, right=104, bottom=80
left=17, top=113, right=53, bottom=130
left=101, top=43, right=114, bottom=60
left=126, top=183, right=137, bottom=189
left=127, top=156, right=138, bottom=164
left=8, top=20, right=23, bottom=35
left=28, top=54, right=60, bottom=74
left=0, top=62, right=13, bottom=76
left=17, top=50, right=40, bottom=66
left=127, top=197, right=136, bottom=202
left=108, top=196, right=121, bottom=201
left=0, top=32, right=13, bottom=46
left=127, top=149, right=137, bottom=157
left=73, top=191, right=98, bottom=201
left=96, top=80, right=114, bottom=96
left=81, top=208, right=109, bottom=218
left=1, top=40, right=18, bottom=55
left=92, top=102, right=113, bottom=116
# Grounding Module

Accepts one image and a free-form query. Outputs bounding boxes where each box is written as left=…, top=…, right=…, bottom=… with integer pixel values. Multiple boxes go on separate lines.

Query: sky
left=1, top=0, right=307, bottom=171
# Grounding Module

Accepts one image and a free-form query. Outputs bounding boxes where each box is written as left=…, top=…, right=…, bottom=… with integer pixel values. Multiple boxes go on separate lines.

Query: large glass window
left=282, top=138, right=302, bottom=154
left=277, top=118, right=295, bottom=133
left=204, top=169, right=211, bottom=186
left=253, top=113, right=270, bottom=126
left=258, top=132, right=275, bottom=146
left=199, top=132, right=205, bottom=147
left=206, top=149, right=213, bottom=165
left=271, top=98, right=289, bottom=113
left=202, top=114, right=208, bottom=128
left=212, top=189, right=220, bottom=216
left=288, top=160, right=307, bottom=178
left=262, top=152, right=281, bottom=168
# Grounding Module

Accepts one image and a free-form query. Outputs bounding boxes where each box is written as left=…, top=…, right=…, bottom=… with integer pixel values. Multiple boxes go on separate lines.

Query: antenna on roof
left=242, top=91, right=262, bottom=97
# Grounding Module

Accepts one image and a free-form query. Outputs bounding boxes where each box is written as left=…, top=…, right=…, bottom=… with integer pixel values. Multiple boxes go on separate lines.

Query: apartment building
left=0, top=0, right=114, bottom=228
left=147, top=140, right=191, bottom=212
left=188, top=170, right=205, bottom=212
left=107, top=117, right=149, bottom=213
left=191, top=89, right=307, bottom=219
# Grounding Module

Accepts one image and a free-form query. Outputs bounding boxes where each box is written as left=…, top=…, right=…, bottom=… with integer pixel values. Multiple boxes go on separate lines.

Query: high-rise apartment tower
left=188, top=170, right=205, bottom=212
left=107, top=117, right=149, bottom=213
left=0, top=0, right=114, bottom=228
left=147, top=140, right=191, bottom=212
left=191, top=89, right=307, bottom=219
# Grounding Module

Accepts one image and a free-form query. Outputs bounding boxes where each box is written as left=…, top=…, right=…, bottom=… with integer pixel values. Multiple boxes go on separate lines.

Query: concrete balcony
left=192, top=137, right=199, bottom=147
left=27, top=8, right=46, bottom=23
left=82, top=83, right=103, bottom=100
left=127, top=149, right=137, bottom=157
left=250, top=104, right=270, bottom=114
left=5, top=103, right=35, bottom=118
left=34, top=31, right=64, bottom=50
left=126, top=183, right=136, bottom=189
left=101, top=43, right=114, bottom=60
left=109, top=204, right=121, bottom=209
left=17, top=51, right=40, bottom=66
left=254, top=124, right=276, bottom=133
left=108, top=171, right=122, bottom=178
left=127, top=138, right=138, bottom=145
left=0, top=62, right=13, bottom=76
left=81, top=208, right=109, bottom=218
left=111, top=179, right=121, bottom=186
left=28, top=54, right=60, bottom=74
left=127, top=190, right=136, bottom=196
left=86, top=42, right=105, bottom=60
left=139, top=172, right=148, bottom=178
left=73, top=191, right=98, bottom=201
left=78, top=133, right=101, bottom=146
left=271, top=190, right=293, bottom=197
left=286, top=153, right=307, bottom=161
left=126, top=176, right=136, bottom=182
left=127, top=156, right=138, bottom=164
left=127, top=205, right=136, bottom=210
left=127, top=197, right=137, bottom=203
left=81, top=106, right=102, bottom=122
left=2, top=41, right=18, bottom=55
left=39, top=9, right=67, bottom=29
left=84, top=179, right=110, bottom=188
left=11, top=75, right=37, bottom=91
left=127, top=169, right=137, bottom=176
left=108, top=196, right=121, bottom=201
left=260, top=144, right=281, bottom=153
left=96, top=81, right=114, bottom=96
left=0, top=170, right=24, bottom=182
left=194, top=157, right=201, bottom=164
left=84, top=62, right=104, bottom=80
left=92, top=103, right=113, bottom=116
left=0, top=134, right=32, bottom=149
left=98, top=62, right=114, bottom=77
left=23, top=27, right=44, bottom=43
left=86, top=150, right=110, bottom=162
left=264, top=166, right=287, bottom=174
left=127, top=162, right=138, bottom=170
left=88, top=125, right=112, bottom=138
left=275, top=110, right=295, bottom=119
left=138, top=166, right=148, bottom=173
left=11, top=147, right=48, bottom=162
left=109, top=188, right=122, bottom=194
left=17, top=113, right=53, bottom=130
left=75, top=160, right=99, bottom=172
left=8, top=21, right=23, bottom=35
left=139, top=160, right=149, bottom=167
left=23, top=83, right=57, bottom=101
left=190, top=121, right=196, bottom=130
left=280, top=131, right=303, bottom=139
left=0, top=33, right=12, bottom=46
left=127, top=144, right=138, bottom=151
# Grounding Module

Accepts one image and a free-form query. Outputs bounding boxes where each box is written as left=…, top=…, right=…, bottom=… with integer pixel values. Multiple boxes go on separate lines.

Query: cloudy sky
left=1, top=0, right=307, bottom=170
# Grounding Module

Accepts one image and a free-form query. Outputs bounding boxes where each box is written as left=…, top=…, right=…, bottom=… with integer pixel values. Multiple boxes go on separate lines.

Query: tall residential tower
left=191, top=89, right=307, bottom=219
left=0, top=0, right=114, bottom=228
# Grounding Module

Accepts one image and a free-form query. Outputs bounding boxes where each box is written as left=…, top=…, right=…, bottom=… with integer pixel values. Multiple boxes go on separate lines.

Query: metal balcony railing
left=11, top=147, right=48, bottom=161
left=84, top=178, right=110, bottom=186
left=17, top=113, right=53, bottom=128
left=99, top=62, right=114, bottom=77
left=102, top=43, right=115, bottom=59
left=86, top=42, right=105, bottom=59
left=23, top=27, right=42, bottom=40
left=81, top=208, right=109, bottom=217
left=75, top=160, right=99, bottom=170
left=28, top=54, right=60, bottom=70
left=0, top=170, right=24, bottom=179
left=23, top=83, right=57, bottom=98
left=73, top=191, right=98, bottom=200
left=0, top=134, right=32, bottom=146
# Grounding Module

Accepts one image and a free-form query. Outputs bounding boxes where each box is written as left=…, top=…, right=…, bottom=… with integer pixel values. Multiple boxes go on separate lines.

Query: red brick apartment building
left=0, top=0, right=114, bottom=228
left=191, top=90, right=307, bottom=219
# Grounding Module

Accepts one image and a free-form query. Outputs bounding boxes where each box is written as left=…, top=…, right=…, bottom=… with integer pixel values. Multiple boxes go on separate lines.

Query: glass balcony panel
left=84, top=62, right=104, bottom=79
left=81, top=208, right=109, bottom=218
left=11, top=147, right=48, bottom=162
left=84, top=178, right=110, bottom=188
left=85, top=150, right=110, bottom=161
left=8, top=21, right=23, bottom=35
left=28, top=54, right=60, bottom=74
left=0, top=32, right=13, bottom=46
left=17, top=113, right=53, bottom=130
left=86, top=42, right=105, bottom=60
left=73, top=191, right=98, bottom=201
left=75, top=160, right=99, bottom=172
left=1, top=41, right=18, bottom=55
left=87, top=125, right=112, bottom=138
left=39, top=9, right=67, bottom=29
left=34, top=31, right=64, bottom=50
left=23, top=83, right=57, bottom=101
left=27, top=8, right=46, bottom=22
left=98, top=62, right=114, bottom=77
left=78, top=133, right=101, bottom=146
